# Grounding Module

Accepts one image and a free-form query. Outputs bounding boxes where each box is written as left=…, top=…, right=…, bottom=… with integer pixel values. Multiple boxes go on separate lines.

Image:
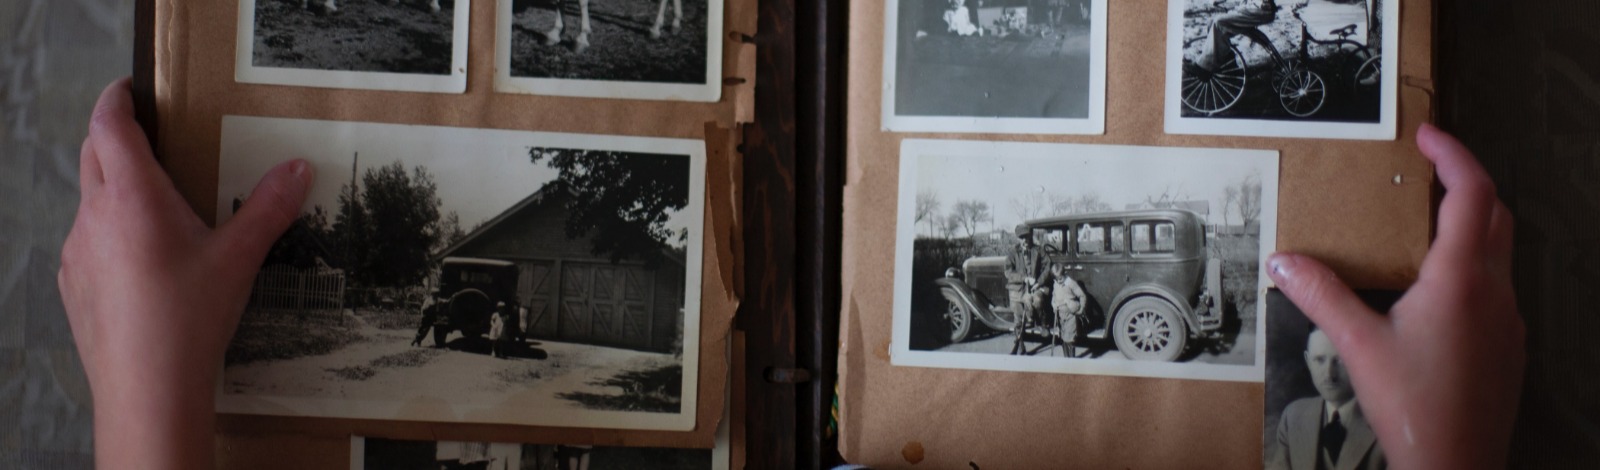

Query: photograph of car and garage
left=892, top=139, right=1278, bottom=381
left=211, top=116, right=705, bottom=429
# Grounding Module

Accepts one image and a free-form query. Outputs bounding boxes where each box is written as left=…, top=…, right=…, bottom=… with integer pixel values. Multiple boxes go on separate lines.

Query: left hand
left=58, top=78, right=313, bottom=468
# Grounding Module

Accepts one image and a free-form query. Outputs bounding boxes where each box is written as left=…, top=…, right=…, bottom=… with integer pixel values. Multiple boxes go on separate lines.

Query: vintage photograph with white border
left=495, top=0, right=725, bottom=102
left=1263, top=289, right=1397, bottom=469
left=347, top=389, right=730, bottom=469
left=892, top=139, right=1279, bottom=382
left=236, top=0, right=470, bottom=93
left=1164, top=0, right=1400, bottom=140
left=215, top=116, right=706, bottom=431
left=882, top=0, right=1107, bottom=134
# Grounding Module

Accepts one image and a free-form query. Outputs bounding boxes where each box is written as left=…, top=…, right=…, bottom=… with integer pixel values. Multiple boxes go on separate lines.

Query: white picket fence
left=248, top=265, right=346, bottom=314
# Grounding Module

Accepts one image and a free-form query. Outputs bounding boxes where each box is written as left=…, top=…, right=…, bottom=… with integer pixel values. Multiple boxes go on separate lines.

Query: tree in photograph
left=940, top=215, right=962, bottom=240
left=234, top=196, right=336, bottom=270
left=1235, top=172, right=1264, bottom=228
left=916, top=190, right=942, bottom=238
left=1048, top=192, right=1113, bottom=215
left=1222, top=185, right=1240, bottom=226
left=1142, top=185, right=1193, bottom=210
left=949, top=200, right=992, bottom=238
left=331, top=177, right=371, bottom=275
left=361, top=162, right=444, bottom=288
left=528, top=147, right=690, bottom=267
left=331, top=161, right=444, bottom=289
left=435, top=211, right=467, bottom=252
left=269, top=205, right=334, bottom=270
left=1009, top=191, right=1048, bottom=222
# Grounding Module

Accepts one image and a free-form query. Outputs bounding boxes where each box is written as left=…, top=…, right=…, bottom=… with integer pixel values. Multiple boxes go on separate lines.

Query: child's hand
left=57, top=78, right=313, bottom=468
left=1268, top=124, right=1523, bottom=470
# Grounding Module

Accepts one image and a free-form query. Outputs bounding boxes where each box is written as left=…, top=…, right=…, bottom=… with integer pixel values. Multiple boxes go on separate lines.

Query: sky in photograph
left=912, top=143, right=1274, bottom=234
left=216, top=118, right=692, bottom=241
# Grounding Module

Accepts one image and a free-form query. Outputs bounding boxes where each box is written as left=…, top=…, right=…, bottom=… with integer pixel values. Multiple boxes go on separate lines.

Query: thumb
left=215, top=160, right=314, bottom=262
left=1266, top=253, right=1390, bottom=358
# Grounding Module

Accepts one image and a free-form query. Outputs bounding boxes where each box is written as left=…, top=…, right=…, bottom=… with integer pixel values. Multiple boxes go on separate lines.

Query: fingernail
left=1267, top=253, right=1295, bottom=280
left=290, top=160, right=312, bottom=185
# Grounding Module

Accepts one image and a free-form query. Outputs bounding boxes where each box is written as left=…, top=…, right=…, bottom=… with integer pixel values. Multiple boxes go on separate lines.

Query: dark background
left=1438, top=3, right=1600, bottom=467
left=1, top=0, right=1598, bottom=468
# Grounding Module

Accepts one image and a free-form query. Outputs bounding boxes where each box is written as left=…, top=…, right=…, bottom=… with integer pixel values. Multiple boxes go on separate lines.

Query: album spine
left=795, top=0, right=848, bottom=467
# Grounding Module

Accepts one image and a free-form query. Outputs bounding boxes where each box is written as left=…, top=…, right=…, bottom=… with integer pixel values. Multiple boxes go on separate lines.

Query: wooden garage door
left=518, top=260, right=558, bottom=339
left=559, top=262, right=655, bottom=350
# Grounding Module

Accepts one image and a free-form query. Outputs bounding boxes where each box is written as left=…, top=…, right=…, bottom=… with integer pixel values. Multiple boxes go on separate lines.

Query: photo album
left=144, top=0, right=743, bottom=466
left=137, top=0, right=1433, bottom=467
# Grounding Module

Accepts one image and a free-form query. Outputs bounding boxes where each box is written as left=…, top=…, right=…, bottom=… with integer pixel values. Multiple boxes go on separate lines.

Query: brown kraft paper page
left=839, top=0, right=1434, bottom=468
left=150, top=0, right=756, bottom=457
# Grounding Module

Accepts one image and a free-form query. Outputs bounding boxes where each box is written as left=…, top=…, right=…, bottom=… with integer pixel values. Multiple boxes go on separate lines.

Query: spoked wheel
left=1354, top=54, right=1382, bottom=94
left=1274, top=65, right=1326, bottom=117
left=943, top=299, right=973, bottom=344
left=1181, top=46, right=1248, bottom=116
left=1112, top=297, right=1187, bottom=361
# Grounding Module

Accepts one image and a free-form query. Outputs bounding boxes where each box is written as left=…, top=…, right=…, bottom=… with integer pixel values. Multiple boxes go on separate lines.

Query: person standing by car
left=1049, top=262, right=1088, bottom=357
left=412, top=273, right=444, bottom=346
left=489, top=301, right=519, bottom=359
left=1006, top=225, right=1051, bottom=331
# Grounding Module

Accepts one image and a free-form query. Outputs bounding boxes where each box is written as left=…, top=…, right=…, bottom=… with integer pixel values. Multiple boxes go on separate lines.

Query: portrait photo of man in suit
left=1267, top=326, right=1387, bottom=470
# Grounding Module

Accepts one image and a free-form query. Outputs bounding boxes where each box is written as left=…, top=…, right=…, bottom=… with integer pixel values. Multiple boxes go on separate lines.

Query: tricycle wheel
left=1112, top=297, right=1187, bottom=361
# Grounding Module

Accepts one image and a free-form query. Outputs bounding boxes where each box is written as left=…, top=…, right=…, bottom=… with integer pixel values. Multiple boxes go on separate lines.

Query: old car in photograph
left=425, top=257, right=521, bottom=348
left=935, top=209, right=1225, bottom=361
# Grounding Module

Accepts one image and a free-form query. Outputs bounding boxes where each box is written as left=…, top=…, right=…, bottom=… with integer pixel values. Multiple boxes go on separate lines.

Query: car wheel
left=1112, top=297, right=1187, bottom=361
left=433, top=327, right=449, bottom=348
left=945, top=299, right=973, bottom=343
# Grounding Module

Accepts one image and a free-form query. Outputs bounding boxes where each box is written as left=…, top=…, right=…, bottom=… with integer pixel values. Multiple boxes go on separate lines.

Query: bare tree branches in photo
left=1047, top=192, right=1113, bottom=216
left=1235, top=172, right=1264, bottom=227
left=949, top=199, right=993, bottom=238
left=1009, top=191, right=1050, bottom=222
left=916, top=190, right=943, bottom=238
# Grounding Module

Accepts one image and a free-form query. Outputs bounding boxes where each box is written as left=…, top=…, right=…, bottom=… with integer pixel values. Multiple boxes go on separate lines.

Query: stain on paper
left=901, top=441, right=925, bottom=464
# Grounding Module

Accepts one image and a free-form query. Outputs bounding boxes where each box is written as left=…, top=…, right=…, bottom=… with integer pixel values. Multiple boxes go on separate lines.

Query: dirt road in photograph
left=223, top=311, right=679, bottom=411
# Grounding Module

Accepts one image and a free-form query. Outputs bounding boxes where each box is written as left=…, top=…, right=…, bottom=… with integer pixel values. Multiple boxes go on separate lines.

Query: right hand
left=1266, top=124, right=1523, bottom=470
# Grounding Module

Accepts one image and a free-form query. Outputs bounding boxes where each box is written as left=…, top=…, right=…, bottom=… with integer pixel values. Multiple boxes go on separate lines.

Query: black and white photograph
left=882, top=0, right=1107, bottom=134
left=1165, top=0, right=1399, bottom=140
left=214, top=116, right=706, bottom=431
left=891, top=139, right=1278, bottom=382
left=235, top=0, right=470, bottom=93
left=349, top=429, right=728, bottom=470
left=494, top=0, right=724, bottom=101
left=1263, top=289, right=1397, bottom=470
